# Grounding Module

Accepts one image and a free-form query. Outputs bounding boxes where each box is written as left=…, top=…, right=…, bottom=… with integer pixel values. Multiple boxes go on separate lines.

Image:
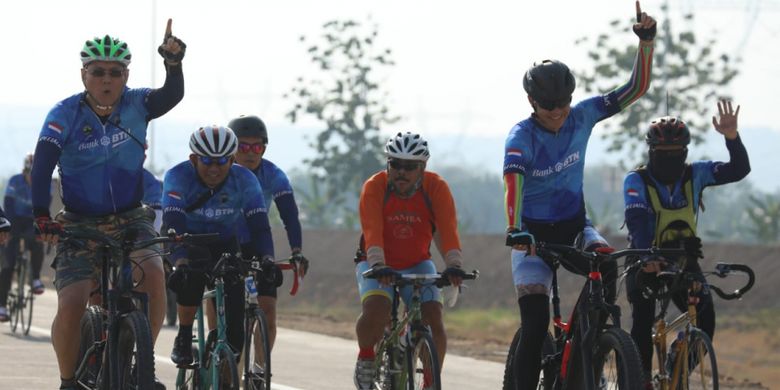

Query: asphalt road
left=0, top=289, right=504, bottom=389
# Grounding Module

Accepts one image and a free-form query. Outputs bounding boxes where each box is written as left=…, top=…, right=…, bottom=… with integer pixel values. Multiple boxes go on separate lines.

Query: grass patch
left=444, top=307, right=518, bottom=343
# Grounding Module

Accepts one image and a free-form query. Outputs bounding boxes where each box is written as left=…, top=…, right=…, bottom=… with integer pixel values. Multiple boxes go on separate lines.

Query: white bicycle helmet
left=385, top=132, right=430, bottom=162
left=189, top=125, right=238, bottom=158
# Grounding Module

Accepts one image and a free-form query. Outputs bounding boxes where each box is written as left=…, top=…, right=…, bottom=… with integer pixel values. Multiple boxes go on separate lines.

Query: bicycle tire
left=208, top=345, right=239, bottom=390
left=22, top=285, right=33, bottom=335
left=10, top=260, right=26, bottom=333
left=243, top=308, right=272, bottom=390
left=592, top=327, right=646, bottom=390
left=115, top=310, right=156, bottom=390
left=502, top=326, right=556, bottom=390
left=677, top=328, right=718, bottom=390
left=76, top=305, right=104, bottom=389
left=406, top=330, right=441, bottom=390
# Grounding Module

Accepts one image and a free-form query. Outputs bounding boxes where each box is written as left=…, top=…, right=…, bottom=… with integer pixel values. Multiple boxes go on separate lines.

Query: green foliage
left=285, top=19, right=399, bottom=228
left=741, top=193, right=780, bottom=243
left=574, top=3, right=739, bottom=166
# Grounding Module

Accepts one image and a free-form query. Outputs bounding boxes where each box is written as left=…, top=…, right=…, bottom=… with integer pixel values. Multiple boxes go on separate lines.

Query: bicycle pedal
left=176, top=362, right=200, bottom=369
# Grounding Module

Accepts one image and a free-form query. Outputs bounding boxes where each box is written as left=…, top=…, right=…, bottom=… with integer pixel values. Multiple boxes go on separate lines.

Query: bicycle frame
left=648, top=262, right=755, bottom=390
left=539, top=244, right=688, bottom=389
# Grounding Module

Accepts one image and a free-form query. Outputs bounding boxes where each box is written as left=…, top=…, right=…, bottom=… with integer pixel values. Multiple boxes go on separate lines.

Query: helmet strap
left=388, top=175, right=423, bottom=199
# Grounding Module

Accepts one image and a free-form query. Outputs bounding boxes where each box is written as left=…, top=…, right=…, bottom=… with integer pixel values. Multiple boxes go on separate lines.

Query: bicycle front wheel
left=592, top=327, right=645, bottom=390
left=209, top=345, right=239, bottom=390
left=22, top=286, right=33, bottom=335
left=680, top=328, right=718, bottom=390
left=76, top=306, right=104, bottom=388
left=243, top=308, right=271, bottom=390
left=10, top=262, right=26, bottom=333
left=406, top=331, right=441, bottom=390
left=115, top=310, right=156, bottom=389
left=502, top=326, right=556, bottom=390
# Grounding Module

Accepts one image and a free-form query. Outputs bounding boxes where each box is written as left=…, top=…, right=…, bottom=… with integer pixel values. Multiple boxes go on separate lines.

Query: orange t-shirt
left=359, top=171, right=461, bottom=269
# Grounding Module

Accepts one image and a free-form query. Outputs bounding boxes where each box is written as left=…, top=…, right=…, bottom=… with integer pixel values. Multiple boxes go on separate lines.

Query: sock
left=358, top=347, right=375, bottom=360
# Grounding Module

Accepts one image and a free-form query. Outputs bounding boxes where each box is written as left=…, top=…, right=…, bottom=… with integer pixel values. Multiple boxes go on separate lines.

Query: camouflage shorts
left=53, top=206, right=160, bottom=291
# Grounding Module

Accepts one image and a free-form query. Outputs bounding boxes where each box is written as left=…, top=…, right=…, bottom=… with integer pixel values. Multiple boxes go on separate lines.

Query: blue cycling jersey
left=624, top=136, right=750, bottom=249
left=142, top=168, right=163, bottom=209
left=162, top=161, right=274, bottom=260
left=4, top=174, right=33, bottom=220
left=33, top=89, right=152, bottom=216
left=237, top=159, right=302, bottom=250
left=503, top=95, right=620, bottom=223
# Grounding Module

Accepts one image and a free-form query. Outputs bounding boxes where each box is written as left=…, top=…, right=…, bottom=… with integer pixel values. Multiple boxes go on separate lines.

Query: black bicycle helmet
left=645, top=116, right=690, bottom=147
left=228, top=115, right=268, bottom=143
left=523, top=60, right=575, bottom=110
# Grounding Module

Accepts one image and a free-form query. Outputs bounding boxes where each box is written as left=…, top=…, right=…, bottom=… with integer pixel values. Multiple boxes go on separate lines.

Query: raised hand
left=712, top=99, right=740, bottom=140
left=633, top=1, right=657, bottom=41
left=158, top=18, right=187, bottom=65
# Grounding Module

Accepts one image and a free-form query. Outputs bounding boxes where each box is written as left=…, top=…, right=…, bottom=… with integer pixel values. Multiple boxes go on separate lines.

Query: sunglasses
left=198, top=156, right=231, bottom=166
left=388, top=160, right=421, bottom=172
left=86, top=67, right=125, bottom=78
left=535, top=95, right=572, bottom=111
left=238, top=142, right=265, bottom=154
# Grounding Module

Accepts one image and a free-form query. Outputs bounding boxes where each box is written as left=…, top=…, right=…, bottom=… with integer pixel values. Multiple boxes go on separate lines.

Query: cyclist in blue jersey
left=32, top=20, right=186, bottom=390
left=624, top=100, right=749, bottom=387
left=503, top=3, right=656, bottom=389
left=164, top=125, right=275, bottom=366
left=228, top=114, right=308, bottom=374
left=0, top=154, right=49, bottom=322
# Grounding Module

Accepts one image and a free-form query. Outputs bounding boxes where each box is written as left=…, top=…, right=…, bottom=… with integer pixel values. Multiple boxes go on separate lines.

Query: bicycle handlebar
left=709, top=263, right=755, bottom=300
left=361, top=269, right=479, bottom=288
left=537, top=242, right=688, bottom=266
left=242, top=256, right=303, bottom=296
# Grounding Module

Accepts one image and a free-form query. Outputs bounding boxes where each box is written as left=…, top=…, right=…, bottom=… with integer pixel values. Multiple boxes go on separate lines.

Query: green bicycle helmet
left=80, top=35, right=132, bottom=66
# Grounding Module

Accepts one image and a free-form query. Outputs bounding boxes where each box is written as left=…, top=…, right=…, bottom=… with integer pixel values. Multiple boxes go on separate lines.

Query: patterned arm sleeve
left=162, top=170, right=189, bottom=262
left=504, top=173, right=524, bottom=231
left=611, top=41, right=654, bottom=111
left=243, top=176, right=274, bottom=259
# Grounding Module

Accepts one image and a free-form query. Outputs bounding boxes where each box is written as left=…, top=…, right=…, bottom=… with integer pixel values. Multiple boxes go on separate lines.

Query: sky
left=1, top=0, right=779, bottom=186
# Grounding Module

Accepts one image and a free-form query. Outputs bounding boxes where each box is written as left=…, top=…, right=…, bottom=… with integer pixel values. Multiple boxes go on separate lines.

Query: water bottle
left=245, top=275, right=258, bottom=299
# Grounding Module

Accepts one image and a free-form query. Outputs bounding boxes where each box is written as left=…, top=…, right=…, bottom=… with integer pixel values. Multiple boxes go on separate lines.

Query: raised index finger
left=636, top=1, right=642, bottom=22
left=163, top=18, right=172, bottom=39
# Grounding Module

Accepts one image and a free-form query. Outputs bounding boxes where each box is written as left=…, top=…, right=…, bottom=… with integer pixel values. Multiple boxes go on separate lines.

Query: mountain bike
left=363, top=268, right=479, bottom=390
left=7, top=238, right=34, bottom=335
left=503, top=243, right=688, bottom=390
left=175, top=253, right=245, bottom=390
left=72, top=228, right=217, bottom=390
left=632, top=257, right=755, bottom=390
left=240, top=256, right=303, bottom=390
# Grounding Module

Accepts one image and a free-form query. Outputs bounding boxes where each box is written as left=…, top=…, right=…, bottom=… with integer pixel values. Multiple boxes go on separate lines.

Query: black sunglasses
left=535, top=95, right=572, bottom=111
left=87, top=67, right=125, bottom=78
left=388, top=160, right=421, bottom=171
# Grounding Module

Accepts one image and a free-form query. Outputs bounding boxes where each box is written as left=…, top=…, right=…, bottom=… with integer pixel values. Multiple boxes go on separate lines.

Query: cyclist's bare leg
left=356, top=295, right=391, bottom=351
left=52, top=279, right=92, bottom=379
left=255, top=296, right=277, bottom=364
left=131, top=248, right=166, bottom=343
left=421, top=301, right=446, bottom=366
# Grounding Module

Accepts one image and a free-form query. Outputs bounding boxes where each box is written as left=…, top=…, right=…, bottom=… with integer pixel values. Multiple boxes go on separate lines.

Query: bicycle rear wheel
left=679, top=328, right=718, bottom=390
left=9, top=261, right=26, bottom=333
left=406, top=330, right=441, bottom=390
left=243, top=308, right=271, bottom=390
left=22, top=286, right=33, bottom=335
left=592, top=327, right=645, bottom=390
left=208, top=345, right=239, bottom=390
left=76, top=305, right=104, bottom=389
left=115, top=310, right=156, bottom=389
left=502, top=326, right=556, bottom=390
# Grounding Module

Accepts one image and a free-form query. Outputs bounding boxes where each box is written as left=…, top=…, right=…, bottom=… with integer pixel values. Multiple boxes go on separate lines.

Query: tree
left=741, top=193, right=780, bottom=243
left=574, top=2, right=739, bottom=166
left=285, top=19, right=399, bottom=228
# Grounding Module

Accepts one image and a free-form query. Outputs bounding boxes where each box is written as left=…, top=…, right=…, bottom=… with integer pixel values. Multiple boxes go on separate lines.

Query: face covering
left=648, top=148, right=688, bottom=185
